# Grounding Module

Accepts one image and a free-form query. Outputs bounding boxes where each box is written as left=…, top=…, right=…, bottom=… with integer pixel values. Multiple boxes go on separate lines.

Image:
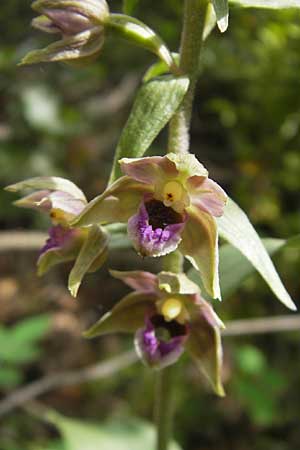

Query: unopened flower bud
left=20, top=0, right=109, bottom=66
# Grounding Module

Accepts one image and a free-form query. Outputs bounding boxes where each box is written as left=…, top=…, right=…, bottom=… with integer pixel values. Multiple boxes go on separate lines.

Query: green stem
left=168, top=0, right=208, bottom=154
left=155, top=2, right=208, bottom=449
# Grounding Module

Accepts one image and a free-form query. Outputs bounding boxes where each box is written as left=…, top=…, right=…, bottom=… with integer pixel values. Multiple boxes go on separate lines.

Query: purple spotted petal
left=134, top=317, right=187, bottom=369
left=128, top=199, right=186, bottom=257
left=40, top=225, right=78, bottom=256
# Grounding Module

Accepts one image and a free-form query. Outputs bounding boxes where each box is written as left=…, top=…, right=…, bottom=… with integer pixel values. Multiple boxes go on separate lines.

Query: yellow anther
left=50, top=209, right=67, bottom=225
left=161, top=298, right=183, bottom=322
left=163, top=181, right=184, bottom=206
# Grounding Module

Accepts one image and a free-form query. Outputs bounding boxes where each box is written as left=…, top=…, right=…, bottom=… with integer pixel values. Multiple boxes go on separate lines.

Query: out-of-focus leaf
left=212, top=0, right=229, bottom=32
left=48, top=412, right=182, bottom=450
left=230, top=0, right=300, bottom=8
left=123, top=0, right=139, bottom=14
left=21, top=85, right=61, bottom=134
left=0, top=366, right=23, bottom=388
left=109, top=75, right=189, bottom=182
left=0, top=315, right=50, bottom=364
left=217, top=198, right=296, bottom=310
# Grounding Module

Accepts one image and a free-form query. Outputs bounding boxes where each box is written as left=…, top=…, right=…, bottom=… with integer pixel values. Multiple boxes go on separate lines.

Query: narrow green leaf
left=230, top=0, right=300, bottom=8
left=217, top=198, right=296, bottom=310
left=68, top=225, right=109, bottom=297
left=189, top=235, right=299, bottom=300
left=109, top=75, right=189, bottom=183
left=47, top=412, right=182, bottom=450
left=123, top=0, right=139, bottom=14
left=212, top=0, right=229, bottom=32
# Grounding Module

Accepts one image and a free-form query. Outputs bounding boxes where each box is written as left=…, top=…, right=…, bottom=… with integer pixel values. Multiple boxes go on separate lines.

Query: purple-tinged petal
left=180, top=205, right=220, bottom=300
left=5, top=177, right=86, bottom=202
left=84, top=292, right=157, bottom=337
left=128, top=199, right=186, bottom=257
left=110, top=270, right=159, bottom=294
left=134, top=315, right=187, bottom=369
left=120, top=156, right=177, bottom=185
left=37, top=225, right=83, bottom=275
left=14, top=190, right=53, bottom=213
left=72, top=176, right=152, bottom=227
left=49, top=191, right=86, bottom=220
left=188, top=177, right=227, bottom=217
left=43, top=9, right=91, bottom=35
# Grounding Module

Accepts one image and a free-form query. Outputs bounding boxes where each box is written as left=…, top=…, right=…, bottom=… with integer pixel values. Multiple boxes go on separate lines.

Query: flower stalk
left=168, top=0, right=208, bottom=155
left=157, top=1, right=209, bottom=449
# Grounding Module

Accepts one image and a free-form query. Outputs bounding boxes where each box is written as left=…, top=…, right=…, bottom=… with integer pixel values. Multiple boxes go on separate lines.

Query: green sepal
left=19, top=27, right=104, bottom=66
left=72, top=176, right=151, bottom=227
left=68, top=225, right=109, bottom=297
left=158, top=272, right=200, bottom=295
left=83, top=292, right=156, bottom=337
left=186, top=316, right=225, bottom=397
left=180, top=206, right=221, bottom=300
left=109, top=75, right=189, bottom=183
left=37, top=238, right=82, bottom=276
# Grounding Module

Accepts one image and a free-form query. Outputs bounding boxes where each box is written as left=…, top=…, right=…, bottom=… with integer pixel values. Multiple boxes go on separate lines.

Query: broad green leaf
left=48, top=412, right=182, bottom=450
left=68, top=225, right=109, bottom=297
left=123, top=0, right=139, bottom=14
left=109, top=75, right=189, bottom=183
left=217, top=198, right=296, bottom=310
left=230, top=0, right=300, bottom=8
left=212, top=0, right=229, bottom=32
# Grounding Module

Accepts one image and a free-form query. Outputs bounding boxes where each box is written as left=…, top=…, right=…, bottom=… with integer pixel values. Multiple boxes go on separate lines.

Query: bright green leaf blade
left=212, top=0, right=229, bottom=32
left=48, top=412, right=182, bottom=450
left=230, top=0, right=300, bottom=8
left=109, top=75, right=189, bottom=183
left=143, top=53, right=179, bottom=83
left=217, top=198, right=296, bottom=310
left=68, top=225, right=109, bottom=297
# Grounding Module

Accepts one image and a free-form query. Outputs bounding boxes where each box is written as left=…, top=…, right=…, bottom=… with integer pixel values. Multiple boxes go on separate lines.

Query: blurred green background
left=0, top=1, right=300, bottom=449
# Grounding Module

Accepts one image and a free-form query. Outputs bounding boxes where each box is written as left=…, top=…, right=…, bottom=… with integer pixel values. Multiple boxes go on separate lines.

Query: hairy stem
left=155, top=2, right=208, bottom=449
left=168, top=0, right=208, bottom=154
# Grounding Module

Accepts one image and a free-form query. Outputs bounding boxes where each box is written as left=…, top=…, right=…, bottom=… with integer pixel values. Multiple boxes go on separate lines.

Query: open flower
left=5, top=176, right=109, bottom=296
left=84, top=270, right=225, bottom=396
left=73, top=153, right=227, bottom=299
left=20, top=0, right=109, bottom=65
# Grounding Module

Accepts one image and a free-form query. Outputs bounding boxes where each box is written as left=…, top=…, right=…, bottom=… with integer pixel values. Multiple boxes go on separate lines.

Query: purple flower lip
left=128, top=197, right=186, bottom=257
left=135, top=314, right=188, bottom=369
left=40, top=225, right=76, bottom=256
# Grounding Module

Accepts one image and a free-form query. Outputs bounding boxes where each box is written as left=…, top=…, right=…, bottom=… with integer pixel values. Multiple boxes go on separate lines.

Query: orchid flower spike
left=73, top=153, right=227, bottom=299
left=85, top=270, right=225, bottom=396
left=5, top=177, right=109, bottom=296
left=20, top=0, right=109, bottom=66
